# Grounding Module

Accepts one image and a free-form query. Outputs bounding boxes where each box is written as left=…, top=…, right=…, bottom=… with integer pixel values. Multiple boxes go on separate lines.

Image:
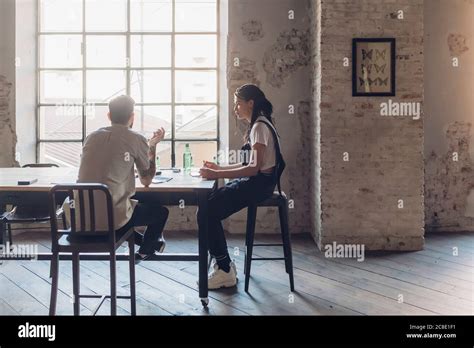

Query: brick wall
left=313, top=0, right=425, bottom=250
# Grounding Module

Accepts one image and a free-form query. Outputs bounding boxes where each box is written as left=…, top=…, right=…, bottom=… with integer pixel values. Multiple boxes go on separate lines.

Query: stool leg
left=279, top=205, right=290, bottom=274
left=72, top=252, right=80, bottom=315
left=128, top=237, right=136, bottom=316
left=61, top=212, right=67, bottom=230
left=7, top=223, right=12, bottom=245
left=243, top=220, right=247, bottom=275
left=207, top=253, right=213, bottom=273
left=49, top=252, right=59, bottom=316
left=279, top=203, right=294, bottom=292
left=110, top=251, right=117, bottom=316
left=244, top=204, right=257, bottom=293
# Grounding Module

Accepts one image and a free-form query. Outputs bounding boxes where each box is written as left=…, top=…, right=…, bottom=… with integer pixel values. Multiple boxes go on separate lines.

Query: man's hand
left=138, top=129, right=164, bottom=187
left=199, top=167, right=219, bottom=180
left=148, top=127, right=165, bottom=147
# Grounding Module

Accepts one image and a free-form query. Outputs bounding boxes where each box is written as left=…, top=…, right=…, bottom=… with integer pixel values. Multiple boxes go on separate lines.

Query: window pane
left=86, top=105, right=111, bottom=135
left=40, top=142, right=83, bottom=167
left=40, top=0, right=82, bottom=32
left=175, top=71, right=217, bottom=103
left=40, top=71, right=82, bottom=104
left=131, top=35, right=171, bottom=68
left=133, top=106, right=172, bottom=139
left=175, top=105, right=217, bottom=139
left=86, top=36, right=126, bottom=67
left=176, top=141, right=217, bottom=169
left=130, top=0, right=172, bottom=32
left=131, top=70, right=171, bottom=103
left=86, top=70, right=126, bottom=103
left=85, top=0, right=127, bottom=32
left=155, top=142, right=172, bottom=168
left=39, top=106, right=82, bottom=140
left=175, top=0, right=216, bottom=32
left=175, top=35, right=217, bottom=68
left=40, top=35, right=83, bottom=68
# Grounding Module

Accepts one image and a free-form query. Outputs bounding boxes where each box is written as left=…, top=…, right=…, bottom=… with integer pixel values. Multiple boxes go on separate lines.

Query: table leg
left=197, top=190, right=209, bottom=307
left=0, top=203, right=6, bottom=245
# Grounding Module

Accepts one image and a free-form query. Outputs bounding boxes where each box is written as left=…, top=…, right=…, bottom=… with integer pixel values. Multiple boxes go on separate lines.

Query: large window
left=38, top=0, right=219, bottom=167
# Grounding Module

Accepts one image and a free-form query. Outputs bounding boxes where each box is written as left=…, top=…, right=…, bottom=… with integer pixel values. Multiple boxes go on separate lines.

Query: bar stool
left=48, top=184, right=136, bottom=316
left=244, top=191, right=294, bottom=292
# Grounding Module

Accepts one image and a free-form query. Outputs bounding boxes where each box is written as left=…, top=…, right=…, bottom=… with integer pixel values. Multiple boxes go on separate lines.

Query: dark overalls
left=197, top=172, right=276, bottom=260
left=197, top=129, right=278, bottom=262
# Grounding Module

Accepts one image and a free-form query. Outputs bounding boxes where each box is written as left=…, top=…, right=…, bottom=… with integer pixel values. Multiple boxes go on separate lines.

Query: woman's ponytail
left=234, top=84, right=274, bottom=142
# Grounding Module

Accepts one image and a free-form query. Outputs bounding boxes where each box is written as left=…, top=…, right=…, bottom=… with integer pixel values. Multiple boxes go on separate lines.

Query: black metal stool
left=244, top=191, right=294, bottom=292
left=48, top=184, right=136, bottom=316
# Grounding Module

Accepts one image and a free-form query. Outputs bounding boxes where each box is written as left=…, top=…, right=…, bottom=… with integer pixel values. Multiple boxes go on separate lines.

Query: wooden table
left=0, top=167, right=215, bottom=307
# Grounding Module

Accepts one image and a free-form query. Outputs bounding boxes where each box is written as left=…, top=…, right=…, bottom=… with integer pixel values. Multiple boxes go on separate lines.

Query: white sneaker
left=231, top=261, right=238, bottom=277
left=207, top=262, right=238, bottom=290
left=210, top=258, right=237, bottom=277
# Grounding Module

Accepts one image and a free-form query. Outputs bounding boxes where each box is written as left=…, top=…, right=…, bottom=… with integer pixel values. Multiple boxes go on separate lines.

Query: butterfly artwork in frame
left=352, top=38, right=396, bottom=96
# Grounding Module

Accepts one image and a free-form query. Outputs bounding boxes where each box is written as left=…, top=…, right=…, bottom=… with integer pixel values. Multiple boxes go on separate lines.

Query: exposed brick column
left=316, top=0, right=425, bottom=250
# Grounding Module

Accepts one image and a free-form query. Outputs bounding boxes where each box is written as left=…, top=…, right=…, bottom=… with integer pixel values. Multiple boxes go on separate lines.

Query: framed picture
left=352, top=38, right=396, bottom=97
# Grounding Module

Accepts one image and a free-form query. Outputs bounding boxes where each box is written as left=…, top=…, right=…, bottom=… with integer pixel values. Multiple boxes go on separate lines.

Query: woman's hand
left=200, top=167, right=219, bottom=180
left=203, top=160, right=220, bottom=170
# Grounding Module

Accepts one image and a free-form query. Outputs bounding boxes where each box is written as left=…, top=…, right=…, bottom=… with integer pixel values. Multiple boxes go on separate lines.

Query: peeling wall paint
left=263, top=28, right=311, bottom=88
left=227, top=0, right=313, bottom=234
left=226, top=54, right=261, bottom=141
left=0, top=0, right=18, bottom=168
left=447, top=33, right=469, bottom=56
left=0, top=75, right=18, bottom=167
left=241, top=20, right=264, bottom=41
left=308, top=0, right=322, bottom=246
left=285, top=100, right=313, bottom=226
left=425, top=122, right=474, bottom=231
left=424, top=0, right=474, bottom=232
left=227, top=55, right=260, bottom=87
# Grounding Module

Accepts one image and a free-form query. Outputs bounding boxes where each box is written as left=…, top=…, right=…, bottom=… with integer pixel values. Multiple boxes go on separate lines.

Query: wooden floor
left=0, top=231, right=472, bottom=315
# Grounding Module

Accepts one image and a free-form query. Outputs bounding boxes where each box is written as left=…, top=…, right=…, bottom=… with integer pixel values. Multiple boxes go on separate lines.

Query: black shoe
left=153, top=237, right=166, bottom=253
left=134, top=252, right=153, bottom=265
left=138, top=237, right=166, bottom=255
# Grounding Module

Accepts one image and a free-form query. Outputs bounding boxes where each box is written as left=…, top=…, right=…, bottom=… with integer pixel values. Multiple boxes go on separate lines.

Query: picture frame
left=352, top=38, right=396, bottom=97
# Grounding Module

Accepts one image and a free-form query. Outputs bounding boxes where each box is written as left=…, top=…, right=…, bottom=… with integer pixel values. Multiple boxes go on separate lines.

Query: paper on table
left=152, top=176, right=173, bottom=184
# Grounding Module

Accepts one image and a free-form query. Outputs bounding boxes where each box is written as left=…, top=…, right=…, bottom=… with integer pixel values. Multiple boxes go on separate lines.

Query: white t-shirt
left=249, top=116, right=277, bottom=171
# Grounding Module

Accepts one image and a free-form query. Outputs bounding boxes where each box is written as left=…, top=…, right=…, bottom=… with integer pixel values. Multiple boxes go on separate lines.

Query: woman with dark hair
left=198, top=83, right=283, bottom=289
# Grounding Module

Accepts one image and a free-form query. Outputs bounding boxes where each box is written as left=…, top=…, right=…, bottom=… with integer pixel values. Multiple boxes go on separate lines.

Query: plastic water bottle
left=183, top=143, right=192, bottom=172
left=155, top=154, right=160, bottom=169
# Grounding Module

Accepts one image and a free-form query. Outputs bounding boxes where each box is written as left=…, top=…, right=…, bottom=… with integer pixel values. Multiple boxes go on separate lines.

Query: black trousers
left=197, top=173, right=276, bottom=259
left=117, top=195, right=169, bottom=254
